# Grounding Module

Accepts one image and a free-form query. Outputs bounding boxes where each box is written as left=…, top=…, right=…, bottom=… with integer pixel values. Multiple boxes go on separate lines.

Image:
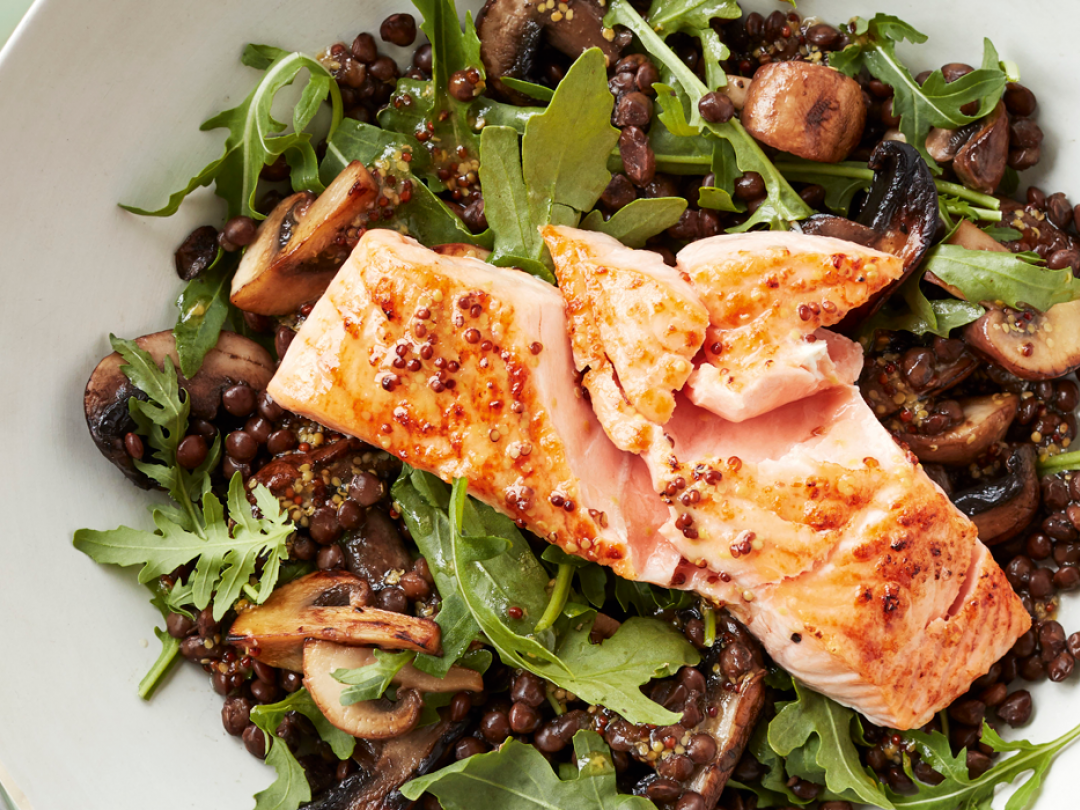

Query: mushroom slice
left=227, top=571, right=440, bottom=671
left=231, top=161, right=378, bottom=315
left=304, top=719, right=468, bottom=810
left=306, top=640, right=424, bottom=739
left=800, top=141, right=939, bottom=331
left=477, top=0, right=628, bottom=104
left=965, top=299, right=1080, bottom=381
left=900, top=394, right=1019, bottom=465
left=953, top=101, right=1009, bottom=195
left=432, top=243, right=493, bottom=261
left=952, top=444, right=1040, bottom=545
left=84, top=330, right=275, bottom=487
left=310, top=644, right=484, bottom=695
left=687, top=613, right=767, bottom=805
left=740, top=61, right=866, bottom=163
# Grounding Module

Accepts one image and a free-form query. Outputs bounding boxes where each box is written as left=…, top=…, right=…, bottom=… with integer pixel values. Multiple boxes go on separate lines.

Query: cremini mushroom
left=952, top=101, right=1009, bottom=194
left=230, top=161, right=378, bottom=315
left=83, top=330, right=275, bottom=487
left=965, top=300, right=1080, bottom=381
left=800, top=141, right=940, bottom=330
left=476, top=0, right=629, bottom=104
left=900, top=394, right=1019, bottom=465
left=302, top=639, right=480, bottom=740
left=304, top=719, right=468, bottom=809
left=227, top=570, right=441, bottom=671
left=740, top=61, right=866, bottom=163
left=952, top=444, right=1040, bottom=544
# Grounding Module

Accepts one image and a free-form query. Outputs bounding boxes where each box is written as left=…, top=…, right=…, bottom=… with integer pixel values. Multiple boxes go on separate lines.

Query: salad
left=74, top=1, right=1080, bottom=809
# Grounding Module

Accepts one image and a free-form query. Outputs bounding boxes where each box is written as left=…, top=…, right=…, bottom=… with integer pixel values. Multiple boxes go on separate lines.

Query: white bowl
left=1, top=1, right=1077, bottom=808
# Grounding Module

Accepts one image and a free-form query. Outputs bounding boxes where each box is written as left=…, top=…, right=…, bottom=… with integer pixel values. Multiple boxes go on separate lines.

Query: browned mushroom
left=230, top=161, right=378, bottom=315
left=84, top=330, right=275, bottom=487
left=800, top=141, right=939, bottom=331
left=304, top=641, right=483, bottom=696
left=227, top=570, right=441, bottom=671
left=965, top=300, right=1080, bottom=381
left=952, top=101, right=1009, bottom=194
left=740, top=61, right=866, bottom=163
left=304, top=720, right=468, bottom=810
left=925, top=123, right=979, bottom=164
left=476, top=0, right=629, bottom=104
left=900, top=393, right=1019, bottom=465
left=952, top=444, right=1040, bottom=544
left=686, top=613, right=767, bottom=805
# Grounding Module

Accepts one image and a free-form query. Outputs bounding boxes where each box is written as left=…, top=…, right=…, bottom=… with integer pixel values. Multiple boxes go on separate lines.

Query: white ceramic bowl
left=1, top=1, right=1077, bottom=808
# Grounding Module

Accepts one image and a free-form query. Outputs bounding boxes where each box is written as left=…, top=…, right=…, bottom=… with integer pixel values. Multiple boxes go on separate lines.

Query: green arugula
left=123, top=48, right=342, bottom=219
left=768, top=682, right=894, bottom=808
left=613, top=579, right=696, bottom=616
left=333, top=649, right=415, bottom=705
left=500, top=76, right=554, bottom=102
left=922, top=243, right=1080, bottom=311
left=173, top=250, right=235, bottom=377
left=643, top=0, right=738, bottom=91
left=889, top=722, right=1080, bottom=810
left=401, top=730, right=655, bottom=810
left=864, top=271, right=985, bottom=339
left=139, top=580, right=183, bottom=700
left=580, top=198, right=687, bottom=248
left=1039, top=451, right=1080, bottom=477
left=606, top=0, right=812, bottom=231
left=829, top=17, right=1007, bottom=171
left=250, top=688, right=356, bottom=810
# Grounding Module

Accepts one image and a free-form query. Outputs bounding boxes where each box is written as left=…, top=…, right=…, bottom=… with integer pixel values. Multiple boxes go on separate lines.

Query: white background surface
left=0, top=1, right=1077, bottom=808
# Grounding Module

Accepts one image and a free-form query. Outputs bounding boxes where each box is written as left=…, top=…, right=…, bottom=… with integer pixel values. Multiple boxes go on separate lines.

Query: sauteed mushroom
left=952, top=444, right=1040, bottom=544
left=900, top=394, right=1019, bottom=465
left=83, top=330, right=275, bottom=487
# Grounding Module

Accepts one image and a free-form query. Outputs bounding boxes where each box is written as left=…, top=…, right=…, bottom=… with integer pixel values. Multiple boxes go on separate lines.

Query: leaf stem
left=702, top=604, right=716, bottom=648
left=1038, top=450, right=1080, bottom=477
left=139, top=634, right=181, bottom=700
left=534, top=563, right=574, bottom=634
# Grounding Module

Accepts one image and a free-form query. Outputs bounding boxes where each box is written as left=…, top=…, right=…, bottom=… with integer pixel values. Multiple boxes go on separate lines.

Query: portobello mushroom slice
left=227, top=571, right=441, bottom=671
left=231, top=161, right=379, bottom=315
left=740, top=61, right=866, bottom=163
left=899, top=393, right=1019, bottom=465
left=799, top=141, right=939, bottom=331
left=952, top=444, right=1040, bottom=545
left=304, top=642, right=483, bottom=696
left=304, top=720, right=468, bottom=810
left=477, top=0, right=629, bottom=104
left=965, top=300, right=1080, bottom=381
left=84, top=330, right=275, bottom=487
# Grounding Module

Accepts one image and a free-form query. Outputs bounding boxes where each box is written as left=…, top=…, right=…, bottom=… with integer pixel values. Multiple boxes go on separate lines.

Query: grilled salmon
left=272, top=227, right=1029, bottom=731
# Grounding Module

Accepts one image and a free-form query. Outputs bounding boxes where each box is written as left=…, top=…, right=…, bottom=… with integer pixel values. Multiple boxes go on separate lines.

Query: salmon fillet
left=678, top=232, right=903, bottom=422
left=542, top=226, right=1029, bottom=729
left=267, top=229, right=667, bottom=580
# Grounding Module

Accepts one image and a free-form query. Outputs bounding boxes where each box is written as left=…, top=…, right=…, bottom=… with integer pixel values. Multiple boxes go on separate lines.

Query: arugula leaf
left=606, top=0, right=811, bottom=231
left=333, top=649, right=415, bottom=705
left=922, top=243, right=1080, bottom=311
left=645, top=0, right=740, bottom=34
left=580, top=198, right=687, bottom=248
left=613, top=579, right=696, bottom=616
left=864, top=271, right=985, bottom=338
left=249, top=688, right=356, bottom=810
left=401, top=730, right=654, bottom=809
left=173, top=250, right=235, bottom=377
left=830, top=17, right=1006, bottom=171
left=889, top=721, right=1080, bottom=810
left=768, top=682, right=894, bottom=808
left=123, top=49, right=342, bottom=219
left=321, top=119, right=488, bottom=247
left=500, top=76, right=554, bottom=102
left=75, top=474, right=293, bottom=621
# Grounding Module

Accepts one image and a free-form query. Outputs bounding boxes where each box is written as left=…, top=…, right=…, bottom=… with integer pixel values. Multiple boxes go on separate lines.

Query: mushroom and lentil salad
left=75, top=1, right=1080, bottom=809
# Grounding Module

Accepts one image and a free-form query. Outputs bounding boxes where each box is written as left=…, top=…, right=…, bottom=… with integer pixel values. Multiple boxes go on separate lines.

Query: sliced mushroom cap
left=952, top=444, right=1040, bottom=544
left=965, top=299, right=1080, bottom=381
left=306, top=642, right=482, bottom=695
left=740, top=61, right=866, bottom=163
left=231, top=161, right=378, bottom=315
left=686, top=613, right=767, bottom=805
left=801, top=141, right=939, bottom=331
left=925, top=123, right=980, bottom=164
left=304, top=719, right=468, bottom=810
left=84, top=330, right=275, bottom=487
left=305, top=640, right=424, bottom=739
left=227, top=570, right=441, bottom=671
left=477, top=0, right=628, bottom=104
left=900, top=394, right=1019, bottom=465
left=953, top=101, right=1009, bottom=195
